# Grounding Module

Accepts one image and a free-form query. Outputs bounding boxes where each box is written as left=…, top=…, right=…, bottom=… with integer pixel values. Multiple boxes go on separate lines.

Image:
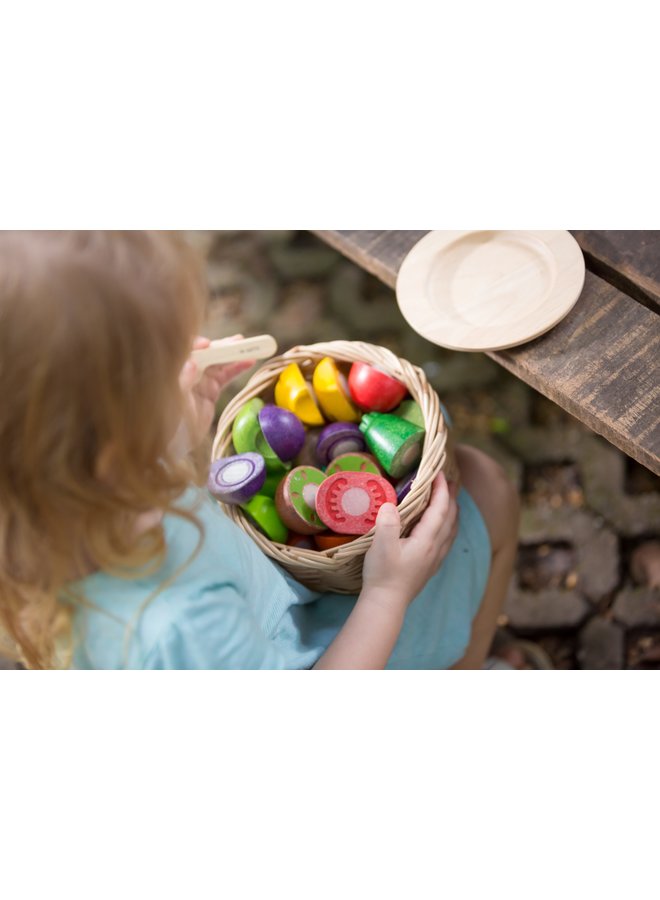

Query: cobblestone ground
left=189, top=230, right=660, bottom=670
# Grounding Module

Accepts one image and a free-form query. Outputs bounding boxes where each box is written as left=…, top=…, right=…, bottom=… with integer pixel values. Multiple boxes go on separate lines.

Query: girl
left=0, top=231, right=520, bottom=670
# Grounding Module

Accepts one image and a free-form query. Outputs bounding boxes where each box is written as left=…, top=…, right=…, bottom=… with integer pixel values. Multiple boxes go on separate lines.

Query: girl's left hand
left=178, top=335, right=254, bottom=451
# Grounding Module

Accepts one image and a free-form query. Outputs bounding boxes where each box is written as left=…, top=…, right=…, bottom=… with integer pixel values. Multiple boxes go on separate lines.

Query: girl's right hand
left=361, top=473, right=459, bottom=608
left=179, top=335, right=254, bottom=449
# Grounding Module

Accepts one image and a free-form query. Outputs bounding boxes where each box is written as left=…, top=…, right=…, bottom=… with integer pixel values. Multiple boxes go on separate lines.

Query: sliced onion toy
left=315, top=471, right=397, bottom=534
left=275, top=465, right=326, bottom=534
left=208, top=452, right=266, bottom=505
left=316, top=422, right=366, bottom=466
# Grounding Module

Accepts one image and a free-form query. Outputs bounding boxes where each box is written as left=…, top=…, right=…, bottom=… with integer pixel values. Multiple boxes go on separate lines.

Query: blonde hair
left=0, top=231, right=208, bottom=668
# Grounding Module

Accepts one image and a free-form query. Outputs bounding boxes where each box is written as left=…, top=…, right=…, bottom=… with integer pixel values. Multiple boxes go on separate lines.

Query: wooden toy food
left=275, top=363, right=325, bottom=426
left=348, top=361, right=408, bottom=412
left=315, top=422, right=366, bottom=466
left=314, top=533, right=357, bottom=550
left=359, top=412, right=424, bottom=478
left=275, top=466, right=326, bottom=534
left=232, top=398, right=292, bottom=473
left=296, top=427, right=323, bottom=467
left=232, top=397, right=264, bottom=453
left=287, top=533, right=317, bottom=550
left=315, top=471, right=397, bottom=534
left=325, top=452, right=381, bottom=477
left=260, top=471, right=285, bottom=498
left=232, top=398, right=278, bottom=466
left=258, top=404, right=305, bottom=462
left=241, top=495, right=289, bottom=543
left=394, top=469, right=418, bottom=504
left=392, top=399, right=425, bottom=428
left=207, top=452, right=266, bottom=505
left=312, top=357, right=360, bottom=422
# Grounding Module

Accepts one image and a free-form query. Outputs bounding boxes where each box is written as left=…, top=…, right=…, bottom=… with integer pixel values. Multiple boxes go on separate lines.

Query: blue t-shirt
left=71, top=487, right=490, bottom=669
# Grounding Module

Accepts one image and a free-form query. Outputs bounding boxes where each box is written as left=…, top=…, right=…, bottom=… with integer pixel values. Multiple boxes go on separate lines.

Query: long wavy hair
left=0, top=231, right=208, bottom=668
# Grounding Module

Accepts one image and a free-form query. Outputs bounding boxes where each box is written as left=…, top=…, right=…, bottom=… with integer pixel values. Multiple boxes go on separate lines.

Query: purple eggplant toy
left=316, top=422, right=366, bottom=466
left=258, top=404, right=305, bottom=462
left=208, top=452, right=266, bottom=505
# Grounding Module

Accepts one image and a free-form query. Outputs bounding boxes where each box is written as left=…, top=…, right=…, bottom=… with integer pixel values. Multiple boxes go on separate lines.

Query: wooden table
left=313, top=231, right=660, bottom=477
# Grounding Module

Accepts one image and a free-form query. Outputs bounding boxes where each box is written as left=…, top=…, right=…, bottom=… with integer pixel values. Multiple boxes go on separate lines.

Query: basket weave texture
left=212, top=341, right=456, bottom=594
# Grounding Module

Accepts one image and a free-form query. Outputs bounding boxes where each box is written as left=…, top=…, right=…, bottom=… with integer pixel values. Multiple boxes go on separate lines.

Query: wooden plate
left=395, top=230, right=585, bottom=351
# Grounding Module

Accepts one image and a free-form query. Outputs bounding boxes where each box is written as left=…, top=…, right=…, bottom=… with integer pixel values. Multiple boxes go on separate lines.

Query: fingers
left=408, top=473, right=450, bottom=544
left=376, top=502, right=400, bottom=528
left=369, top=502, right=401, bottom=552
left=205, top=359, right=254, bottom=381
left=437, top=511, right=459, bottom=559
left=192, top=333, right=244, bottom=350
left=193, top=361, right=254, bottom=408
left=179, top=359, right=199, bottom=392
left=206, top=333, right=244, bottom=347
left=185, top=334, right=256, bottom=397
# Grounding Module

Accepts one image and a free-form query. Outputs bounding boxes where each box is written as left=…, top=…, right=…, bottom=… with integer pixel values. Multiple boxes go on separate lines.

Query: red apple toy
left=347, top=361, right=408, bottom=412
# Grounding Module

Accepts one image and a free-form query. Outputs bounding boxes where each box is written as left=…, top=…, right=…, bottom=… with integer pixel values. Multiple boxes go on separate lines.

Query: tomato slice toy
left=315, top=471, right=397, bottom=534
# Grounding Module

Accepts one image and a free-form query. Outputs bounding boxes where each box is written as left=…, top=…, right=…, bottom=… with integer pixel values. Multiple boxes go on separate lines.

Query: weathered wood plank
left=317, top=230, right=427, bottom=285
left=571, top=230, right=660, bottom=313
left=313, top=230, right=660, bottom=475
left=495, top=273, right=659, bottom=475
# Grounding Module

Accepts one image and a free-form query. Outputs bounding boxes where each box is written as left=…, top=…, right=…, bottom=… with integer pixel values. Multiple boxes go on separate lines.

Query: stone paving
left=190, top=230, right=660, bottom=670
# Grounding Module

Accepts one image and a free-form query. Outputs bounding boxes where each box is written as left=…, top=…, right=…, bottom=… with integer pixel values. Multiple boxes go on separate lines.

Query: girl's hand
left=362, top=473, right=459, bottom=609
left=315, top=473, right=459, bottom=669
left=178, top=335, right=254, bottom=451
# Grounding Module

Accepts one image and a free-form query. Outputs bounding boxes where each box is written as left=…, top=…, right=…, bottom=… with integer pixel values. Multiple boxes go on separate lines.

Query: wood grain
left=313, top=230, right=660, bottom=475
left=571, top=230, right=660, bottom=313
left=396, top=230, right=585, bottom=351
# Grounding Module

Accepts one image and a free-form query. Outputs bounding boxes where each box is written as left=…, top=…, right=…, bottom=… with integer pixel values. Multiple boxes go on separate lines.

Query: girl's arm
left=314, top=474, right=459, bottom=669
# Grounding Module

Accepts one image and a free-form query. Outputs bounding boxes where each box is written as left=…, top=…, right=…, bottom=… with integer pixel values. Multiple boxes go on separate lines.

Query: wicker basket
left=212, top=341, right=457, bottom=594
